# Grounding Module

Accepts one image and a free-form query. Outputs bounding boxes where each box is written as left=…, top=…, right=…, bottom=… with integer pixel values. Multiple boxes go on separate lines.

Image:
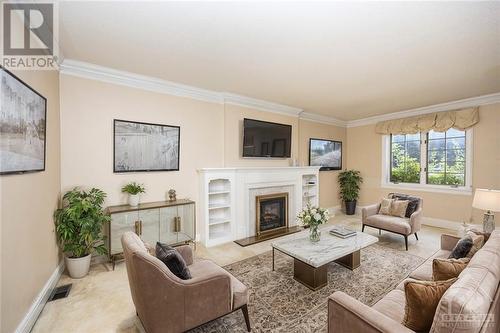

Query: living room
left=1, top=2, right=499, bottom=333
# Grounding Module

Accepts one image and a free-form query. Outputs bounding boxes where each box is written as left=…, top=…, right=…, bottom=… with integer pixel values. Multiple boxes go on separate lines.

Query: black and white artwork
left=114, top=119, right=180, bottom=172
left=0, top=67, right=47, bottom=175
left=309, top=138, right=342, bottom=171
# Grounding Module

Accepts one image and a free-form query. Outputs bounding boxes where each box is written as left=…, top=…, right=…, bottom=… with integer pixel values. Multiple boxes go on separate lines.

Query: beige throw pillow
left=402, top=278, right=457, bottom=331
left=379, top=198, right=393, bottom=215
left=465, top=231, right=484, bottom=258
left=432, top=258, right=470, bottom=281
left=391, top=200, right=409, bottom=218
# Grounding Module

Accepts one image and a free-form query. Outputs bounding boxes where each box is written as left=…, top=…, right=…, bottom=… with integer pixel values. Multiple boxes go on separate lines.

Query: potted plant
left=54, top=188, right=109, bottom=278
left=338, top=170, right=363, bottom=215
left=121, top=182, right=145, bottom=206
left=298, top=204, right=330, bottom=242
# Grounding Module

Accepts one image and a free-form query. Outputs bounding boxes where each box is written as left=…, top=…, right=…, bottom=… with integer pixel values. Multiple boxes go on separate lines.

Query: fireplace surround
left=256, top=193, right=288, bottom=236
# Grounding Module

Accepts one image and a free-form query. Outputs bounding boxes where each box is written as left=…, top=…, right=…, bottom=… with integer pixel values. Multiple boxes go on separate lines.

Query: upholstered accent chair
left=121, top=232, right=251, bottom=333
left=362, top=194, right=422, bottom=250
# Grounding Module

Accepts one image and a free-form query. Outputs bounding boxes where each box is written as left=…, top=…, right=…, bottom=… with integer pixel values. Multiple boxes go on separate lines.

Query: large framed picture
left=114, top=119, right=180, bottom=172
left=0, top=67, right=47, bottom=175
left=309, top=138, right=342, bottom=171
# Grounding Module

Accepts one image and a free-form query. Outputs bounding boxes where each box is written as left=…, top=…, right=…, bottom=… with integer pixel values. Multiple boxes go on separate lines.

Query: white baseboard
left=15, top=261, right=64, bottom=333
left=421, top=217, right=460, bottom=231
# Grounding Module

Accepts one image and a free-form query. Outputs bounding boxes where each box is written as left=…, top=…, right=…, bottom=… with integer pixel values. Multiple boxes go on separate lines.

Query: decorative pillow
left=468, top=228, right=490, bottom=243
left=465, top=232, right=484, bottom=258
left=448, top=236, right=473, bottom=259
left=402, top=278, right=457, bottom=331
left=390, top=193, right=420, bottom=218
left=379, top=198, right=393, bottom=215
left=143, top=241, right=156, bottom=256
left=155, top=242, right=192, bottom=280
left=390, top=200, right=409, bottom=218
left=432, top=257, right=470, bottom=281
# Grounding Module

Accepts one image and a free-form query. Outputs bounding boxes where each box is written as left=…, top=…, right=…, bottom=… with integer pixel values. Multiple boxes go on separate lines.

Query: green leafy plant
left=121, top=182, right=146, bottom=195
left=54, top=188, right=110, bottom=258
left=338, top=170, right=363, bottom=202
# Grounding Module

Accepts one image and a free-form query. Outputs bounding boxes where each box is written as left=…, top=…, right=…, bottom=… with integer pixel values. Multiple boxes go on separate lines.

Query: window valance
left=375, top=107, right=479, bottom=135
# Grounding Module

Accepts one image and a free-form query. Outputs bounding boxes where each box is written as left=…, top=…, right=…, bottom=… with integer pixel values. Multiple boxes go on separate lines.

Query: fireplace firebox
left=256, top=193, right=288, bottom=236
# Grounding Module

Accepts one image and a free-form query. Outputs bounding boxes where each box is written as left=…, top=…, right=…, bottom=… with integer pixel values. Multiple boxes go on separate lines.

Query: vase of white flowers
left=298, top=204, right=330, bottom=242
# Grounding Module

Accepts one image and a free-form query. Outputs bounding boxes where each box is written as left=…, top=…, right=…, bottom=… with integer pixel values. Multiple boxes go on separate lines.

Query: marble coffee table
left=271, top=230, right=378, bottom=290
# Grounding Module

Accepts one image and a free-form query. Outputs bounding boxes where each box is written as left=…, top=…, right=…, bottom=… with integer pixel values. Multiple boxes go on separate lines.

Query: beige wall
left=0, top=70, right=61, bottom=333
left=346, top=103, right=500, bottom=224
left=298, top=119, right=346, bottom=208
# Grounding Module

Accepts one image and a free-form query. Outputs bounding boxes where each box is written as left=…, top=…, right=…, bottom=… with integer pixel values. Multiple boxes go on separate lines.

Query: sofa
left=362, top=194, right=423, bottom=250
left=328, top=230, right=500, bottom=333
left=121, top=232, right=251, bottom=333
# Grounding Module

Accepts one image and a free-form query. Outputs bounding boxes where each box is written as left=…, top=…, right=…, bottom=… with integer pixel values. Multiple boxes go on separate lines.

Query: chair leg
left=241, top=304, right=251, bottom=332
left=362, top=224, right=365, bottom=232
left=379, top=229, right=381, bottom=235
left=404, top=235, right=408, bottom=251
left=415, top=233, right=419, bottom=241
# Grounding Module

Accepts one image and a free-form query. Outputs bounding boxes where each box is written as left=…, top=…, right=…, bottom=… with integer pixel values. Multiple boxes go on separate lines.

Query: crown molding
left=346, top=92, right=500, bottom=128
left=223, top=93, right=302, bottom=116
left=299, top=112, right=347, bottom=127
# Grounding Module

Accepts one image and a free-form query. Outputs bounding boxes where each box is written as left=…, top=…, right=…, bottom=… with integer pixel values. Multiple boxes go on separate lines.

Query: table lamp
left=472, top=189, right=500, bottom=233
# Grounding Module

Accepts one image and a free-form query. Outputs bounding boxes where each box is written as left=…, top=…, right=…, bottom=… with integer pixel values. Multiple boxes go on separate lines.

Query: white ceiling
left=59, top=1, right=500, bottom=121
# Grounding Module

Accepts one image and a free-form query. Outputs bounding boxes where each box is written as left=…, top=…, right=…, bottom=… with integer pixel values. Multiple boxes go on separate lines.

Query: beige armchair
left=121, top=232, right=250, bottom=333
left=362, top=195, right=422, bottom=250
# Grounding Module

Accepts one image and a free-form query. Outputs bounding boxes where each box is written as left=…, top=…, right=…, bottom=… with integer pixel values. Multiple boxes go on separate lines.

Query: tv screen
left=309, top=138, right=342, bottom=171
left=243, top=118, right=292, bottom=158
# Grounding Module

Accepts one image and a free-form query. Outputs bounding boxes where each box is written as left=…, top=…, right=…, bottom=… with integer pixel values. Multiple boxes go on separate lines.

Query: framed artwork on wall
left=0, top=66, right=47, bottom=175
left=113, top=119, right=180, bottom=172
left=309, top=138, right=342, bottom=171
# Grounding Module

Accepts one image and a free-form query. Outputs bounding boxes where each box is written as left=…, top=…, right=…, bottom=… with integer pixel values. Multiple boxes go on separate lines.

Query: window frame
left=381, top=129, right=473, bottom=195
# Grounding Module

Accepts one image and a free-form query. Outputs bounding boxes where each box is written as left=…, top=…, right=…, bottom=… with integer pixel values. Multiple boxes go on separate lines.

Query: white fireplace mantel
left=198, top=166, right=320, bottom=247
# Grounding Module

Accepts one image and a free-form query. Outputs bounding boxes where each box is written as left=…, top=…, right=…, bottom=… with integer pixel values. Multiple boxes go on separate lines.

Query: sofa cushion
left=466, top=232, right=485, bottom=258
left=189, top=259, right=249, bottom=310
left=156, top=242, right=192, bottom=280
left=365, top=214, right=411, bottom=235
left=448, top=236, right=473, bottom=259
left=402, top=278, right=457, bottom=332
left=372, top=289, right=406, bottom=323
left=410, top=249, right=452, bottom=281
left=430, top=230, right=500, bottom=333
left=432, top=257, right=470, bottom=281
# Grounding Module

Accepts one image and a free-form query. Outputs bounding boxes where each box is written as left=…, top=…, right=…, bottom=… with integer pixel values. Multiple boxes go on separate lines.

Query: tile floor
left=32, top=214, right=455, bottom=333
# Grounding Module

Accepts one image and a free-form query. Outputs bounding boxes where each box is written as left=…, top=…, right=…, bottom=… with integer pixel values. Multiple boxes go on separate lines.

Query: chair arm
left=362, top=204, right=380, bottom=223
left=175, top=244, right=194, bottom=265
left=328, top=292, right=414, bottom=333
left=182, top=271, right=232, bottom=329
left=441, top=234, right=461, bottom=251
left=409, top=208, right=423, bottom=234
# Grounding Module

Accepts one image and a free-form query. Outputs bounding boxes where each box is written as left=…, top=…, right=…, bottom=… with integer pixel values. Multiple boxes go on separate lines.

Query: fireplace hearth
left=256, top=193, right=288, bottom=236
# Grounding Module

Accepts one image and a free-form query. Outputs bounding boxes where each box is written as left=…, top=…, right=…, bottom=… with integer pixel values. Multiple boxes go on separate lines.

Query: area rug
left=190, top=244, right=426, bottom=333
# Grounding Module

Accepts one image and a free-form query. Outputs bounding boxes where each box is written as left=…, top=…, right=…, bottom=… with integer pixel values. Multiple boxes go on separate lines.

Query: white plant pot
left=129, top=194, right=140, bottom=207
left=65, top=254, right=91, bottom=279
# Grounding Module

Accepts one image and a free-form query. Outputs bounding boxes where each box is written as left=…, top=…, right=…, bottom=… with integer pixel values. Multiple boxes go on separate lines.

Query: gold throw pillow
left=432, top=257, right=470, bottom=281
left=402, top=278, right=457, bottom=331
left=465, top=232, right=484, bottom=258
left=379, top=198, right=393, bottom=215
left=391, top=200, right=409, bottom=218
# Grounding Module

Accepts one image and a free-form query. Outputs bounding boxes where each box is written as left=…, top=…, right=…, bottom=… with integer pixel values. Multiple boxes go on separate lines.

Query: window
left=384, top=128, right=471, bottom=192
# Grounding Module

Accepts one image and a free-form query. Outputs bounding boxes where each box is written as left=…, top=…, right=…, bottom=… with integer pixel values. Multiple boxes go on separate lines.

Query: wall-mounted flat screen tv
left=243, top=118, right=292, bottom=158
left=309, top=138, right=342, bottom=171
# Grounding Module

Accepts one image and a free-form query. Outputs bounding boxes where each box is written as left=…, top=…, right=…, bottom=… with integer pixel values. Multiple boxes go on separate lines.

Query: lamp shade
left=472, top=189, right=500, bottom=212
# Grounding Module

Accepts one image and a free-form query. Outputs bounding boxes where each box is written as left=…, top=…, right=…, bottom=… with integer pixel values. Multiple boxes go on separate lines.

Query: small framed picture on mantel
left=309, top=138, right=342, bottom=171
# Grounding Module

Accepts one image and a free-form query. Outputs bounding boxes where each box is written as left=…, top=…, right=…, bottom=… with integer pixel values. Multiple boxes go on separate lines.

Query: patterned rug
left=190, top=244, right=426, bottom=333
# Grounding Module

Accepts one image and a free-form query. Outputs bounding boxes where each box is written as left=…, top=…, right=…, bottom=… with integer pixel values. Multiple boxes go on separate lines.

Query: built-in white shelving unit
left=302, top=174, right=319, bottom=208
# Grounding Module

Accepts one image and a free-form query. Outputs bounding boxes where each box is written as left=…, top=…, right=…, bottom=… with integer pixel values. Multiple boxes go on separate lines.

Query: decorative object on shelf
left=121, top=182, right=145, bottom=207
left=54, top=188, right=109, bottom=278
left=168, top=189, right=177, bottom=202
left=298, top=204, right=329, bottom=242
left=472, top=188, right=500, bottom=233
left=114, top=119, right=180, bottom=172
left=0, top=67, right=47, bottom=175
left=338, top=169, right=363, bottom=215
left=309, top=138, right=342, bottom=171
